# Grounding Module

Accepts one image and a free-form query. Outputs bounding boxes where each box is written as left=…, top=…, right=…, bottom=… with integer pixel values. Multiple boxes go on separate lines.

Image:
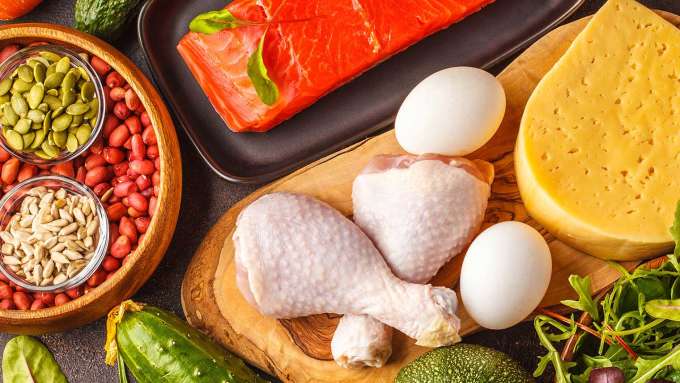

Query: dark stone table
left=0, top=0, right=678, bottom=381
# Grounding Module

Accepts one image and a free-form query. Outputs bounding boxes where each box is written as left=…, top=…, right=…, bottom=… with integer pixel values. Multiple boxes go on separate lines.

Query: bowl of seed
left=0, top=45, right=105, bottom=164
left=0, top=175, right=109, bottom=292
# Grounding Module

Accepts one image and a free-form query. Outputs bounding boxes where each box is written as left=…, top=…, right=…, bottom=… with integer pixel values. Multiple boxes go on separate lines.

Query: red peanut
left=54, top=293, right=70, bottom=306
left=17, top=164, right=36, bottom=182
left=113, top=101, right=130, bottom=120
left=149, top=196, right=157, bottom=216
left=125, top=89, right=141, bottom=111
left=140, top=112, right=151, bottom=127
left=0, top=284, right=12, bottom=299
left=110, top=87, right=126, bottom=101
left=85, top=166, right=110, bottom=187
left=13, top=292, right=31, bottom=310
left=102, top=256, right=121, bottom=272
left=103, top=147, right=125, bottom=164
left=90, top=56, right=111, bottom=77
left=106, top=72, right=125, bottom=88
left=85, top=154, right=107, bottom=170
left=93, top=182, right=111, bottom=197
left=103, top=115, right=119, bottom=139
left=113, top=162, right=129, bottom=177
left=134, top=217, right=150, bottom=234
left=114, top=181, right=137, bottom=197
left=0, top=45, right=20, bottom=63
left=125, top=116, right=142, bottom=134
left=131, top=134, right=145, bottom=160
left=0, top=299, right=15, bottom=310
left=0, top=147, right=10, bottom=162
left=30, top=299, right=45, bottom=310
left=111, top=235, right=132, bottom=259
left=142, top=126, right=157, bottom=145
left=51, top=161, right=74, bottom=178
left=135, top=175, right=151, bottom=190
left=66, top=288, right=82, bottom=299
left=35, top=292, right=54, bottom=305
left=109, top=125, right=130, bottom=147
left=129, top=160, right=154, bottom=175
left=107, top=203, right=127, bottom=221
left=87, top=270, right=107, bottom=287
left=128, top=193, right=148, bottom=212
left=1, top=158, right=20, bottom=184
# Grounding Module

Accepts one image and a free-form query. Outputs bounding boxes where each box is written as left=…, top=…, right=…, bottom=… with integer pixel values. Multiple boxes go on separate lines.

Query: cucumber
left=74, top=0, right=142, bottom=42
left=105, top=301, right=267, bottom=383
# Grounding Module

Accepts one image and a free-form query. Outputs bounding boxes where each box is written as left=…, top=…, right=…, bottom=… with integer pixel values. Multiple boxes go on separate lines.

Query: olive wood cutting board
left=181, top=12, right=680, bottom=383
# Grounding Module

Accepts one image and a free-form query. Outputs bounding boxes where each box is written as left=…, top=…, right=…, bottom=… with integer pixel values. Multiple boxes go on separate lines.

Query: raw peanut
left=85, top=166, right=111, bottom=187
left=106, top=72, right=125, bottom=88
left=109, top=125, right=130, bottom=147
left=115, top=175, right=132, bottom=184
left=0, top=45, right=19, bottom=63
left=0, top=147, right=10, bottom=162
left=113, top=101, right=130, bottom=120
left=14, top=285, right=26, bottom=293
left=17, top=164, right=36, bottom=183
left=146, top=145, right=159, bottom=159
left=153, top=185, right=159, bottom=197
left=1, top=158, right=20, bottom=185
left=134, top=217, right=150, bottom=234
left=0, top=299, right=15, bottom=310
left=125, top=116, right=142, bottom=134
left=131, top=134, right=145, bottom=160
left=129, top=160, right=154, bottom=175
left=128, top=192, right=148, bottom=212
left=13, top=292, right=31, bottom=310
left=90, top=137, right=104, bottom=155
left=127, top=207, right=143, bottom=218
left=152, top=170, right=161, bottom=186
left=54, top=293, right=70, bottom=306
left=142, top=126, right=157, bottom=145
left=103, top=115, right=119, bottom=139
left=110, top=87, right=126, bottom=101
left=90, top=56, right=111, bottom=77
left=122, top=196, right=129, bottom=207
left=113, top=162, right=129, bottom=177
left=135, top=175, right=151, bottom=190
left=0, top=273, right=8, bottom=283
left=35, top=292, right=54, bottom=305
left=124, top=89, right=141, bottom=111
left=154, top=157, right=161, bottom=170
left=103, top=84, right=114, bottom=112
left=149, top=196, right=157, bottom=216
left=76, top=166, right=86, bottom=183
left=140, top=111, right=151, bottom=127
left=123, top=137, right=132, bottom=150
left=141, top=188, right=153, bottom=198
left=114, top=181, right=137, bottom=197
left=66, top=287, right=82, bottom=299
left=0, top=283, right=12, bottom=299
left=110, top=235, right=131, bottom=259
left=102, top=256, right=121, bottom=272
left=51, top=161, right=74, bottom=178
left=30, top=300, right=45, bottom=310
left=85, top=154, right=107, bottom=170
left=103, top=147, right=125, bottom=164
left=107, top=202, right=127, bottom=221
left=93, top=182, right=111, bottom=196
left=108, top=195, right=121, bottom=204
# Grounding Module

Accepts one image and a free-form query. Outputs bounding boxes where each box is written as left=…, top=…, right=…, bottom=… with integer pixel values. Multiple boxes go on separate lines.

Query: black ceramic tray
left=138, top=0, right=584, bottom=184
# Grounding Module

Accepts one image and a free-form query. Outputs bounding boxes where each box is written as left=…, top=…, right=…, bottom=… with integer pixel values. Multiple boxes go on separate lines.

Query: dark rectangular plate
left=138, top=0, right=584, bottom=184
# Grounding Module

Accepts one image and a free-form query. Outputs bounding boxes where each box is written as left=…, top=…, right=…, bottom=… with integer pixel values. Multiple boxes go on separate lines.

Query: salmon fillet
left=177, top=0, right=494, bottom=133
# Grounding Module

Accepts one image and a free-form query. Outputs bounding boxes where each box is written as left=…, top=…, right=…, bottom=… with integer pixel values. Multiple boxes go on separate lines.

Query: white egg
left=395, top=67, right=506, bottom=156
left=460, top=221, right=552, bottom=330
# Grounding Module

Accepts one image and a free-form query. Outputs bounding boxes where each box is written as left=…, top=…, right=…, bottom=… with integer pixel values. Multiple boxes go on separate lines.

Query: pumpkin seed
left=30, top=129, right=45, bottom=149
left=22, top=131, right=35, bottom=148
left=61, top=71, right=77, bottom=91
left=41, top=141, right=59, bottom=157
left=27, top=109, right=44, bottom=123
left=33, top=62, right=46, bottom=83
left=14, top=118, right=31, bottom=134
left=2, top=103, right=18, bottom=126
left=43, top=94, right=61, bottom=110
left=66, top=102, right=89, bottom=116
left=46, top=88, right=58, bottom=97
left=0, top=79, right=11, bottom=96
left=17, top=65, right=34, bottom=83
left=40, top=51, right=61, bottom=63
left=51, top=113, right=72, bottom=132
left=60, top=88, right=76, bottom=107
left=52, top=130, right=67, bottom=148
left=43, top=72, right=64, bottom=89
left=37, top=102, right=49, bottom=113
left=10, top=93, right=28, bottom=116
left=27, top=83, right=44, bottom=109
left=75, top=124, right=91, bottom=144
left=80, top=81, right=95, bottom=101
left=65, top=133, right=78, bottom=152
left=5, top=130, right=23, bottom=150
left=55, top=57, right=71, bottom=73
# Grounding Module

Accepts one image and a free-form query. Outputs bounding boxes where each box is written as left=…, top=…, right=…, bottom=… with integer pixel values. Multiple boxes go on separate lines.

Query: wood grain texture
left=181, top=12, right=680, bottom=383
left=0, top=23, right=182, bottom=334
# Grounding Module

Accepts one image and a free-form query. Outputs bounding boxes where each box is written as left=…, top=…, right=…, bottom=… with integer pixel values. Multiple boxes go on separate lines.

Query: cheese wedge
left=515, top=0, right=680, bottom=260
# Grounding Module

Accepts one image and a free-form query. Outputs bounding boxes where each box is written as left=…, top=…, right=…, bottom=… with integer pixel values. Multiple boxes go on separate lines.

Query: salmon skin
left=177, top=0, right=494, bottom=133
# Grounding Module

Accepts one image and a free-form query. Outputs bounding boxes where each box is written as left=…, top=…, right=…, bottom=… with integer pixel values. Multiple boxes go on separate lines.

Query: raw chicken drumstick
left=332, top=155, right=493, bottom=368
left=233, top=192, right=462, bottom=348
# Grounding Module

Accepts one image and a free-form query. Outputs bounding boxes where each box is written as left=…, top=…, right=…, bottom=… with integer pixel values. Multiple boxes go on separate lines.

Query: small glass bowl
left=0, top=45, right=105, bottom=165
left=0, top=175, right=109, bottom=292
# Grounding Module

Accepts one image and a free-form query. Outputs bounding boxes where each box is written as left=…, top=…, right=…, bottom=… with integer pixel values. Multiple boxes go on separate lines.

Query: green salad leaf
left=189, top=9, right=249, bottom=34
left=247, top=36, right=280, bottom=106
left=2, top=336, right=68, bottom=383
left=669, top=201, right=680, bottom=272
left=646, top=299, right=680, bottom=321
left=630, top=346, right=680, bottom=382
left=562, top=275, right=600, bottom=321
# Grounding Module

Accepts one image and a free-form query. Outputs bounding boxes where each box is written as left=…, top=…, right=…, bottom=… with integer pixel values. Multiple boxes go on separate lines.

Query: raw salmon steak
left=177, top=0, right=494, bottom=133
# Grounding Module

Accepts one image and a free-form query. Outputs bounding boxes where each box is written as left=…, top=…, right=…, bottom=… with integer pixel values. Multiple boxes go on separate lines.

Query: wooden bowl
left=0, top=23, right=182, bottom=334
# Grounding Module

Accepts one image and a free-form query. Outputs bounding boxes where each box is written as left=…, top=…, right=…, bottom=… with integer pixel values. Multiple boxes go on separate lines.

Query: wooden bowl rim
left=0, top=23, right=182, bottom=322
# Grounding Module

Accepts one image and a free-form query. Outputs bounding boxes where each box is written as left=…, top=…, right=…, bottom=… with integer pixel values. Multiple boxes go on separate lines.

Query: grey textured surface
left=0, top=0, right=678, bottom=382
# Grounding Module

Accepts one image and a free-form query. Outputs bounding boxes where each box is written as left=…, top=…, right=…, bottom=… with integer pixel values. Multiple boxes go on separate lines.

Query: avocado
left=395, top=343, right=535, bottom=383
left=74, top=0, right=142, bottom=42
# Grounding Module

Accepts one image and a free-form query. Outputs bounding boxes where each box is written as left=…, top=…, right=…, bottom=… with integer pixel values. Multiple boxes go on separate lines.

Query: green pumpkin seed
left=0, top=95, right=8, bottom=105
left=27, top=109, right=45, bottom=123
left=31, top=122, right=41, bottom=131
left=65, top=133, right=79, bottom=152
left=55, top=57, right=71, bottom=74
left=33, top=63, right=46, bottom=83
left=42, top=111, right=51, bottom=133
left=28, top=83, right=44, bottom=109
left=1, top=103, right=18, bottom=126
left=46, top=88, right=58, bottom=97
left=14, top=118, right=31, bottom=134
left=61, top=89, right=76, bottom=107
left=37, top=103, right=49, bottom=113
left=61, top=71, right=77, bottom=91
left=51, top=106, right=64, bottom=119
left=78, top=67, right=90, bottom=82
left=22, top=131, right=35, bottom=148
left=75, top=124, right=92, bottom=144
left=17, top=65, right=34, bottom=83
left=12, top=79, right=33, bottom=93
left=10, top=94, right=28, bottom=116
left=43, top=95, right=61, bottom=110
left=45, top=63, right=56, bottom=77
left=31, top=129, right=45, bottom=149
left=0, top=79, right=12, bottom=96
left=40, top=51, right=61, bottom=63
left=44, top=72, right=64, bottom=89
left=80, top=81, right=95, bottom=102
left=84, top=99, right=98, bottom=120
left=66, top=102, right=89, bottom=116
left=52, top=130, right=67, bottom=147
left=52, top=113, right=72, bottom=132
left=46, top=131, right=55, bottom=147
left=5, top=129, right=23, bottom=150
left=67, top=68, right=81, bottom=82
left=34, top=149, right=50, bottom=159
left=71, top=114, right=83, bottom=127
left=27, top=57, right=50, bottom=68
left=41, top=141, right=59, bottom=158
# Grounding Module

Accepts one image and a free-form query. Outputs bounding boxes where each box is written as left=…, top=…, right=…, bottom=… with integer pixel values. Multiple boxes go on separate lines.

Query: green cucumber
left=74, top=0, right=142, bottom=42
left=105, top=301, right=267, bottom=383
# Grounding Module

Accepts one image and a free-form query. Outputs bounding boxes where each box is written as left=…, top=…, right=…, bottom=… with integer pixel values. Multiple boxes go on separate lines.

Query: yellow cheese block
left=515, top=0, right=680, bottom=261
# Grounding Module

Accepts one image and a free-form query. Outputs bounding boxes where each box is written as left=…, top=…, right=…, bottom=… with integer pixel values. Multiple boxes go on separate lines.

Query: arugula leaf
left=2, top=336, right=68, bottom=383
left=631, top=345, right=680, bottom=382
left=533, top=315, right=576, bottom=382
left=646, top=299, right=680, bottom=321
left=247, top=36, right=280, bottom=106
left=562, top=275, right=601, bottom=321
left=189, top=9, right=250, bottom=34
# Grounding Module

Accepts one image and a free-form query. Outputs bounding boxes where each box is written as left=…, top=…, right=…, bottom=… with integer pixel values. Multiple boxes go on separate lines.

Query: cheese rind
left=515, top=0, right=680, bottom=260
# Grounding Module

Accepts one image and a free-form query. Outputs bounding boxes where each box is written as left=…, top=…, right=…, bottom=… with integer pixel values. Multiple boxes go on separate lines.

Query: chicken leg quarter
left=233, top=192, right=462, bottom=348
left=331, top=155, right=493, bottom=368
